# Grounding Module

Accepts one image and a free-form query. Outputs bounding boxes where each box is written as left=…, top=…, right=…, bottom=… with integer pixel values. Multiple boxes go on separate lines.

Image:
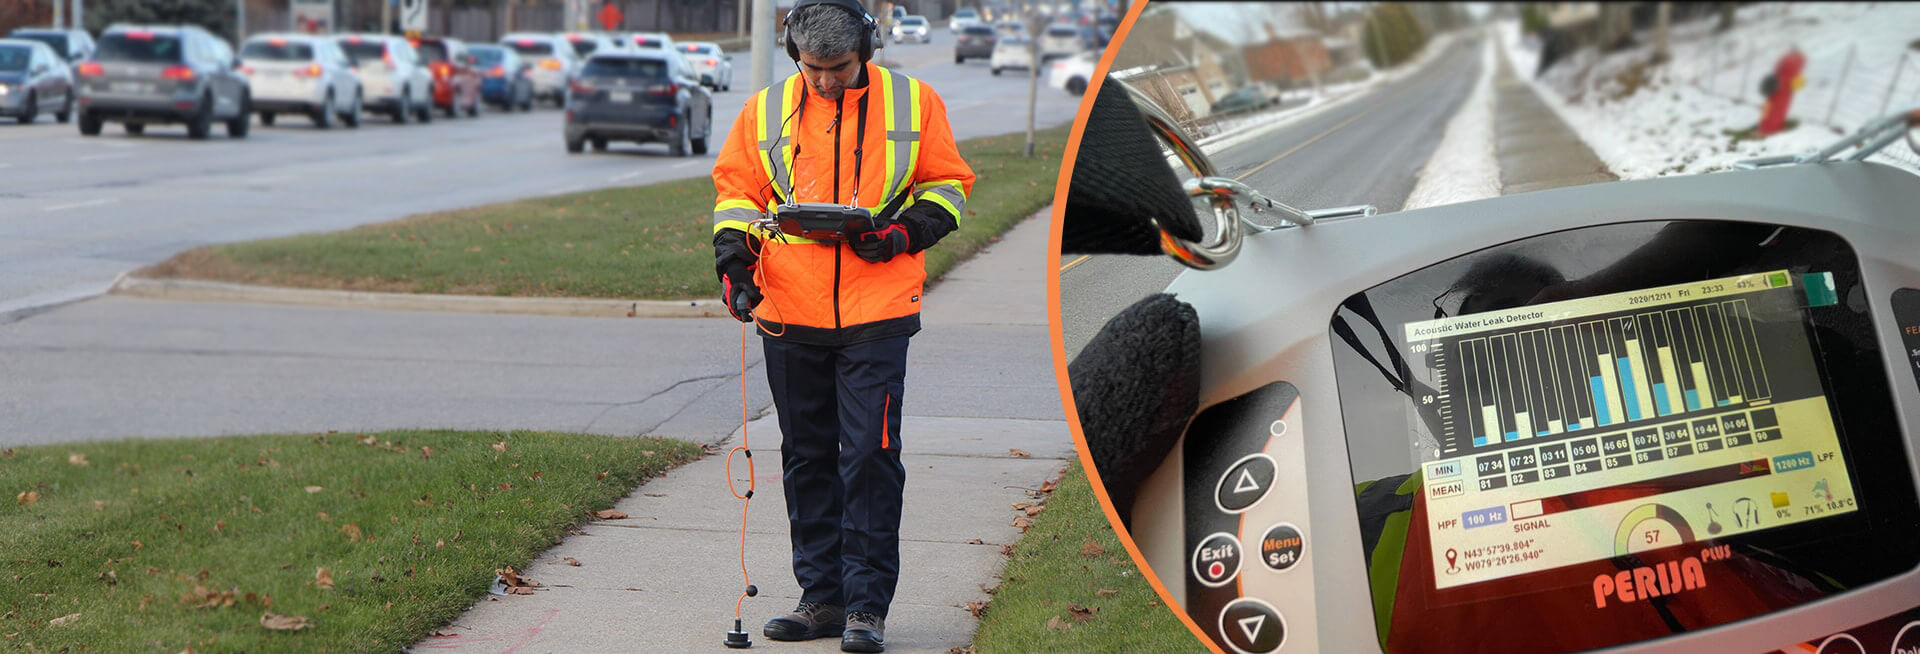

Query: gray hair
left=789, top=3, right=866, bottom=59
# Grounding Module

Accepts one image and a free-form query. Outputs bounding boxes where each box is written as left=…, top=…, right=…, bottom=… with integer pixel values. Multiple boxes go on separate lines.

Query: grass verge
left=970, top=461, right=1206, bottom=653
left=143, top=125, right=1070, bottom=301
left=0, top=431, right=701, bottom=652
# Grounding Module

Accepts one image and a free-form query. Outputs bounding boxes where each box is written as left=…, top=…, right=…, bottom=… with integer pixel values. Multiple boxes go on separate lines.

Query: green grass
left=0, top=431, right=701, bottom=652
left=971, top=461, right=1206, bottom=653
left=144, top=126, right=1070, bottom=301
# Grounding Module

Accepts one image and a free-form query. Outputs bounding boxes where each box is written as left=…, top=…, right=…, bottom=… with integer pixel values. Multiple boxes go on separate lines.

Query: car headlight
left=0, top=84, right=9, bottom=96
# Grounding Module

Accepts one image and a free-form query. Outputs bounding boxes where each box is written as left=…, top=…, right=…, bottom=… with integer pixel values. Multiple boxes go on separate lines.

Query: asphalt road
left=0, top=28, right=1084, bottom=317
left=1057, top=36, right=1486, bottom=362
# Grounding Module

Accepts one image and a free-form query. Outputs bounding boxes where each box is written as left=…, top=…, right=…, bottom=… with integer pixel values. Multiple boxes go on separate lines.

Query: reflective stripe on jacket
left=711, top=62, right=975, bottom=345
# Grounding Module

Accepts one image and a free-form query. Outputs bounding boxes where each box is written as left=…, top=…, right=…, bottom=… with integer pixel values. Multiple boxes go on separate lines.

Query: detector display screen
left=1401, top=270, right=1859, bottom=589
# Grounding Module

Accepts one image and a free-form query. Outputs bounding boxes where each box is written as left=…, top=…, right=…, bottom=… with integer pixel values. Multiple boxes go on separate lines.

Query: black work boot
left=764, top=601, right=845, bottom=641
left=841, top=611, right=886, bottom=652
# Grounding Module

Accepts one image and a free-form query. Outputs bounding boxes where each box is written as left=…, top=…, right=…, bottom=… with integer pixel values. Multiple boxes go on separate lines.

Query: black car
left=75, top=24, right=251, bottom=139
left=564, top=52, right=712, bottom=156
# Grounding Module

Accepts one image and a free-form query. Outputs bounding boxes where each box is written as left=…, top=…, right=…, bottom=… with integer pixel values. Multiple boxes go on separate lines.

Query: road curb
left=109, top=276, right=729, bottom=319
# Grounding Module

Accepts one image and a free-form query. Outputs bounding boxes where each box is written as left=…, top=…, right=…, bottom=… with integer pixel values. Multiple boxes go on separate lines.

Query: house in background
left=1109, top=6, right=1236, bottom=121
left=1240, top=21, right=1330, bottom=89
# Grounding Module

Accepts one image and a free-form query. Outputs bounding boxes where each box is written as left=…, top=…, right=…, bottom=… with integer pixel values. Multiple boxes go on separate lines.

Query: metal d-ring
left=1120, top=80, right=1314, bottom=270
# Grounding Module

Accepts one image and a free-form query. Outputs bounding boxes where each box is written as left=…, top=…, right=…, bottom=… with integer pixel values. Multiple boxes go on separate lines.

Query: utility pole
left=53, top=0, right=63, bottom=31
left=382, top=0, right=392, bottom=35
left=738, top=0, right=749, bottom=37
left=750, top=0, right=775, bottom=91
left=237, top=0, right=247, bottom=42
left=74, top=0, right=84, bottom=34
left=1025, top=8, right=1039, bottom=158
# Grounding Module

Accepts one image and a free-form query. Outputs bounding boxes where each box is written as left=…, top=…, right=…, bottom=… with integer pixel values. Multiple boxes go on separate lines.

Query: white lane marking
left=77, top=153, right=132, bottom=162
left=43, top=198, right=118, bottom=212
left=608, top=169, right=648, bottom=183
left=672, top=159, right=704, bottom=169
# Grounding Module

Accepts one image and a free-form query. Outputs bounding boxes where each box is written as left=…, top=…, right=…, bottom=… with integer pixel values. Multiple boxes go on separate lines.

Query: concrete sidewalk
left=412, top=214, right=1076, bottom=653
left=1492, top=40, right=1619, bottom=194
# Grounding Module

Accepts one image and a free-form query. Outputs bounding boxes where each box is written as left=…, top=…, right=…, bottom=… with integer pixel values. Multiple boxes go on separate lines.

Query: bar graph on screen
left=1437, top=297, right=1774, bottom=455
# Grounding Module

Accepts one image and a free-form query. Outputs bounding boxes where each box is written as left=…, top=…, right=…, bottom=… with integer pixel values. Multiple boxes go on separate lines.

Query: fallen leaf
left=316, top=512, right=331, bottom=521
left=643, top=493, right=666, bottom=497
left=93, top=500, right=106, bottom=511
left=314, top=567, right=334, bottom=590
left=497, top=483, right=514, bottom=491
left=1008, top=449, right=1031, bottom=458
left=593, top=510, right=628, bottom=520
left=1080, top=541, right=1107, bottom=559
left=304, top=486, right=324, bottom=494
left=491, top=441, right=508, bottom=452
left=213, top=520, right=225, bottom=533
left=1096, top=588, right=1119, bottom=597
left=47, top=613, right=80, bottom=627
left=1068, top=603, right=1098, bottom=622
left=131, top=540, right=142, bottom=550
left=597, top=472, right=609, bottom=480
left=563, top=557, right=581, bottom=567
left=506, top=587, right=534, bottom=595
left=435, top=539, right=445, bottom=549
left=1010, top=502, right=1031, bottom=510
left=1039, top=479, right=1059, bottom=493
left=1024, top=505, right=1044, bottom=517
left=1000, top=544, right=1016, bottom=556
left=1046, top=615, right=1071, bottom=631
left=341, top=524, right=363, bottom=543
left=68, top=453, right=89, bottom=466
left=965, top=599, right=988, bottom=617
left=1, top=449, right=12, bottom=457
left=15, top=491, right=37, bottom=506
left=259, top=612, right=311, bottom=631
left=420, top=446, right=433, bottom=459
left=1011, top=516, right=1033, bottom=529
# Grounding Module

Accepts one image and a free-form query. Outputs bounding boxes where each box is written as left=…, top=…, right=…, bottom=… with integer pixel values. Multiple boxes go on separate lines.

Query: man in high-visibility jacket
left=709, top=0, right=973, bottom=651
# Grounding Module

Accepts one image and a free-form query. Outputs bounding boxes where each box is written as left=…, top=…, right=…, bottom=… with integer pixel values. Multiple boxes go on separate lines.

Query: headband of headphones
left=784, top=0, right=880, bottom=63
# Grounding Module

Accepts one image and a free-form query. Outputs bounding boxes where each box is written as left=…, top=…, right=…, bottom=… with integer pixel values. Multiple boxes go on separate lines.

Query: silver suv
left=76, top=24, right=251, bottom=139
left=336, top=34, right=434, bottom=124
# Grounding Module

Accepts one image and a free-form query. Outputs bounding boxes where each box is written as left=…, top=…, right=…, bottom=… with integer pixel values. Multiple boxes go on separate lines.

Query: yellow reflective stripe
left=878, top=68, right=899, bottom=208
left=913, top=179, right=966, bottom=196
left=714, top=219, right=754, bottom=235
left=753, top=86, right=775, bottom=185
left=918, top=190, right=960, bottom=220
left=715, top=199, right=761, bottom=213
left=906, top=78, right=923, bottom=196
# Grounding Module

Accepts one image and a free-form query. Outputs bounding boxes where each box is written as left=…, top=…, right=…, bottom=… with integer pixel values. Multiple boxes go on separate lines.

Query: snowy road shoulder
left=1405, top=34, right=1502, bottom=210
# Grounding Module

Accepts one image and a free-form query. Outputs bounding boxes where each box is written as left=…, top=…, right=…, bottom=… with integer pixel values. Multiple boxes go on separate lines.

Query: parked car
left=337, top=34, right=434, bottom=123
left=1046, top=50, right=1095, bottom=95
left=469, top=44, right=534, bottom=111
left=954, top=24, right=995, bottom=64
left=7, top=27, right=94, bottom=64
left=240, top=33, right=360, bottom=128
left=988, top=36, right=1032, bottom=76
left=500, top=32, right=579, bottom=107
left=892, top=16, right=931, bottom=44
left=413, top=36, right=482, bottom=118
left=76, top=24, right=251, bottom=139
left=1039, top=23, right=1082, bottom=61
left=679, top=42, right=731, bottom=92
left=563, top=51, right=712, bottom=157
left=949, top=7, right=982, bottom=31
left=562, top=32, right=624, bottom=59
left=1209, top=85, right=1270, bottom=116
left=0, top=38, right=73, bottom=123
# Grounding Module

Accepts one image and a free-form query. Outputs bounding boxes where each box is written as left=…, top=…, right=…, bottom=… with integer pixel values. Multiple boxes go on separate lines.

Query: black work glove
left=851, top=223, right=910, bottom=264
left=714, top=229, right=763, bottom=322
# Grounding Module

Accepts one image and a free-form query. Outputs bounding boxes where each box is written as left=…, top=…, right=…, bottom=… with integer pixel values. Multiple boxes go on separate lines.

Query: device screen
left=1401, top=270, right=1858, bottom=590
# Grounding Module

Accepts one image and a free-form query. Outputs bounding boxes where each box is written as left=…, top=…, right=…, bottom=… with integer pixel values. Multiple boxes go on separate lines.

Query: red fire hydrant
left=1758, top=49, right=1806, bottom=137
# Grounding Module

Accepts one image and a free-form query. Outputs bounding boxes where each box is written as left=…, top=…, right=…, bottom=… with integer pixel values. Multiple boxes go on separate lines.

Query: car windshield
left=241, top=40, right=314, bottom=60
left=339, top=40, right=386, bottom=64
left=470, top=47, right=504, bottom=66
left=999, top=37, right=1030, bottom=46
left=96, top=33, right=183, bottom=62
left=568, top=40, right=597, bottom=56
left=0, top=45, right=29, bottom=72
left=11, top=33, right=66, bottom=57
left=505, top=39, right=551, bottom=56
left=582, top=57, right=665, bottom=79
left=963, top=26, right=993, bottom=36
left=1047, top=26, right=1077, bottom=36
left=901, top=18, right=925, bottom=26
left=955, top=9, right=976, bottom=18
left=415, top=41, right=449, bottom=63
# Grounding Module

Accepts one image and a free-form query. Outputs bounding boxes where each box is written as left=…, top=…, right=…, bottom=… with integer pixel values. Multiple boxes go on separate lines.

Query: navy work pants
left=762, top=335, right=909, bottom=617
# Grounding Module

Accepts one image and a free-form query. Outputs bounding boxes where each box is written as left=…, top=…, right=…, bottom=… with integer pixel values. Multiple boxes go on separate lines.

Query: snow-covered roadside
left=1193, top=29, right=1468, bottom=156
left=1496, top=5, right=1920, bottom=180
left=1404, top=34, right=1502, bottom=210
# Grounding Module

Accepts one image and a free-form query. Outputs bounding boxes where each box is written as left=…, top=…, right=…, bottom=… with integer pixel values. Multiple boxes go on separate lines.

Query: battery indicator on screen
left=1766, top=272, right=1790, bottom=288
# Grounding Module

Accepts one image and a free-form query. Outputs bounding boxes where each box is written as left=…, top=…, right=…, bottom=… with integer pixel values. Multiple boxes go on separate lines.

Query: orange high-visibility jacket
left=712, top=62, right=975, bottom=345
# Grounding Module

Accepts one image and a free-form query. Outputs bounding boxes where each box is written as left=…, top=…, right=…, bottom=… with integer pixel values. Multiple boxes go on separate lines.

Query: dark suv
left=75, top=24, right=251, bottom=139
left=563, top=52, right=711, bottom=156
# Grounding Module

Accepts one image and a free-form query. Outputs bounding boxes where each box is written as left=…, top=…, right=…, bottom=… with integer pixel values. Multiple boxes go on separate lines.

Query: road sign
left=596, top=3, right=624, bottom=31
left=399, top=0, right=428, bottom=34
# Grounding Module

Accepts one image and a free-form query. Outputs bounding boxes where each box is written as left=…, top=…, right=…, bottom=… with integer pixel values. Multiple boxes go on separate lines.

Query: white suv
left=501, top=33, right=579, bottom=107
left=241, top=33, right=361, bottom=128
left=336, top=34, right=434, bottom=123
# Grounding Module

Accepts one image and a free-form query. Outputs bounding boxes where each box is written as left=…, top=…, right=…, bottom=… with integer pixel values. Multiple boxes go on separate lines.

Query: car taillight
left=125, top=31, right=153, bottom=41
left=294, top=63, right=322, bottom=78
left=516, top=39, right=535, bottom=47
left=432, top=62, right=449, bottom=78
left=570, top=79, right=594, bottom=95
left=706, top=58, right=716, bottom=66
left=161, top=66, right=195, bottom=81
left=649, top=82, right=678, bottom=97
left=240, top=65, right=254, bottom=75
left=541, top=58, right=562, bottom=71
left=488, top=65, right=505, bottom=77
left=77, top=62, right=103, bottom=77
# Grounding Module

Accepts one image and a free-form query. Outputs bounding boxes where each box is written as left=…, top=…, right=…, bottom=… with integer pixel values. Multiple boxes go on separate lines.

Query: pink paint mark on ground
left=414, top=633, right=501, bottom=649
left=501, top=608, right=562, bottom=654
